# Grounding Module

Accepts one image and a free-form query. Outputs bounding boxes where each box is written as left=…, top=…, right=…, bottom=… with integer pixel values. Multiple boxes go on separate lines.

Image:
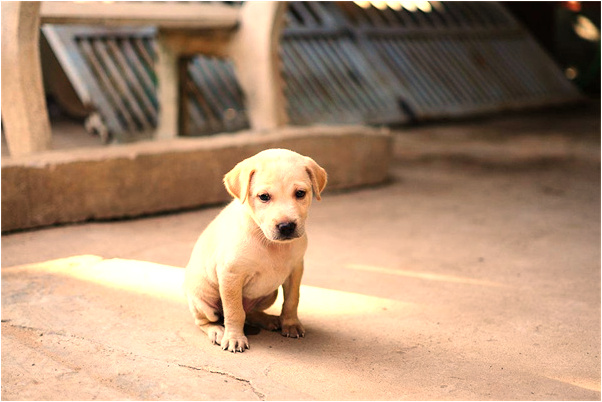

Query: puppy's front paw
left=207, top=326, right=224, bottom=345
left=221, top=331, right=249, bottom=353
left=280, top=318, right=305, bottom=338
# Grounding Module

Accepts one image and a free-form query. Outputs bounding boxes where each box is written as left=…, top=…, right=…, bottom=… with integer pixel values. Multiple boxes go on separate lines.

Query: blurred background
left=7, top=1, right=597, bottom=151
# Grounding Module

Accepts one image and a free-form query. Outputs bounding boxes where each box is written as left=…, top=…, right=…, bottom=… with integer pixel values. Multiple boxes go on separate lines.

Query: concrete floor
left=2, top=104, right=600, bottom=400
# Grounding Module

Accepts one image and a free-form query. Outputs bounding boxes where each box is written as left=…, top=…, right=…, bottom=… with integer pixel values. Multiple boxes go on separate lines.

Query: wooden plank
left=40, top=1, right=239, bottom=30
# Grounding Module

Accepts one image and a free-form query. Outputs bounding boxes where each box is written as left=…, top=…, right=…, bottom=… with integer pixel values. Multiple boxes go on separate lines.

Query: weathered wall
left=2, top=126, right=391, bottom=232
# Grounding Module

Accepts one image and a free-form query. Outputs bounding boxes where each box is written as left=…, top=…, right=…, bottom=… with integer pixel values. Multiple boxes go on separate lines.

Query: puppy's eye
left=258, top=193, right=271, bottom=202
left=295, top=190, right=306, bottom=199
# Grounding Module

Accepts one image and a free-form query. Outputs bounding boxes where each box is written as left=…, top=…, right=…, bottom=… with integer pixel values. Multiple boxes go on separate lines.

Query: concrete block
left=2, top=126, right=391, bottom=232
left=1, top=2, right=52, bottom=156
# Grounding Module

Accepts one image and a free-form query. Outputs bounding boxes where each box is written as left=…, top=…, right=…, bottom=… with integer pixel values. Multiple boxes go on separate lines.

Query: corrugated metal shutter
left=43, top=2, right=581, bottom=141
left=283, top=1, right=581, bottom=124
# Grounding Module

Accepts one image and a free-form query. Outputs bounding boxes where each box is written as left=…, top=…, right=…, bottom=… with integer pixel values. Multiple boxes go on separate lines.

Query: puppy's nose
left=277, top=222, right=297, bottom=237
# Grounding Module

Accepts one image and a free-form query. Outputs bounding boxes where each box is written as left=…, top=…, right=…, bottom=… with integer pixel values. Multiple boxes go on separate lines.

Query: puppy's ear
left=305, top=157, right=327, bottom=201
left=224, top=160, right=255, bottom=203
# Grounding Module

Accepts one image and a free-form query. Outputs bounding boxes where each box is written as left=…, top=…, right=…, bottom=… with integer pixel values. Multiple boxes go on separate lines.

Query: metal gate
left=43, top=2, right=581, bottom=141
left=43, top=26, right=159, bottom=143
left=43, top=25, right=249, bottom=141
left=282, top=1, right=581, bottom=124
left=283, top=2, right=409, bottom=125
left=180, top=55, right=249, bottom=137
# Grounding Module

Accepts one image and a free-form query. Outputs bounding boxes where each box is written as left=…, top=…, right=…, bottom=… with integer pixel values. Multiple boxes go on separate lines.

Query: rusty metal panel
left=43, top=25, right=158, bottom=142
left=282, top=2, right=408, bottom=125
left=42, top=25, right=248, bottom=140
left=283, top=1, right=581, bottom=124
left=181, top=55, right=249, bottom=136
left=43, top=1, right=582, bottom=141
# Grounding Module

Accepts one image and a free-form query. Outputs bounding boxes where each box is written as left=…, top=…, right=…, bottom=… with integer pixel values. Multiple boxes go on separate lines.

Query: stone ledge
left=2, top=126, right=392, bottom=232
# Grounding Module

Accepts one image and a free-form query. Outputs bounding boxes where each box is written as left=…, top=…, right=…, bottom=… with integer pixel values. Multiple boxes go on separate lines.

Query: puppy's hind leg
left=187, top=294, right=225, bottom=345
left=245, top=290, right=281, bottom=331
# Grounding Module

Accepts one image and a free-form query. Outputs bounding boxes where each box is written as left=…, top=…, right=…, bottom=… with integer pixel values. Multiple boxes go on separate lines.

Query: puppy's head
left=224, top=149, right=327, bottom=242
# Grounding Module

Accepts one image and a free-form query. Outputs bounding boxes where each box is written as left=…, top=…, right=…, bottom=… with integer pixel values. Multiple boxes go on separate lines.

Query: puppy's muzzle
left=276, top=221, right=298, bottom=240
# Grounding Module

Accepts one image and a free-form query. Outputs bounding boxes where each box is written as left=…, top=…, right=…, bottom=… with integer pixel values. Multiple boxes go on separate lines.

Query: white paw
left=280, top=318, right=305, bottom=338
left=207, top=326, right=224, bottom=345
left=220, top=332, right=249, bottom=353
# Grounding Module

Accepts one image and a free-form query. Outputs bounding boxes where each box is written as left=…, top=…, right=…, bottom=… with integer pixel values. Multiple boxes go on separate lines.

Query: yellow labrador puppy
left=184, top=149, right=327, bottom=352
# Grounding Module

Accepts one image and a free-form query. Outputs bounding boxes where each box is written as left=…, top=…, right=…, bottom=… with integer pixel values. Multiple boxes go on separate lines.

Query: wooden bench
left=1, top=1, right=288, bottom=156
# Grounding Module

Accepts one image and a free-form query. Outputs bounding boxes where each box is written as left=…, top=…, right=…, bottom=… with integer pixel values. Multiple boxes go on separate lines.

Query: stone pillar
left=1, top=1, right=52, bottom=156
left=154, top=32, right=180, bottom=140
left=229, top=1, right=288, bottom=131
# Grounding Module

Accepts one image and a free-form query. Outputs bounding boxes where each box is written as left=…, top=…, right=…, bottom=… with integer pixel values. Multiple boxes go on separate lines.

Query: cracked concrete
left=2, top=104, right=600, bottom=400
left=178, top=364, right=266, bottom=400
